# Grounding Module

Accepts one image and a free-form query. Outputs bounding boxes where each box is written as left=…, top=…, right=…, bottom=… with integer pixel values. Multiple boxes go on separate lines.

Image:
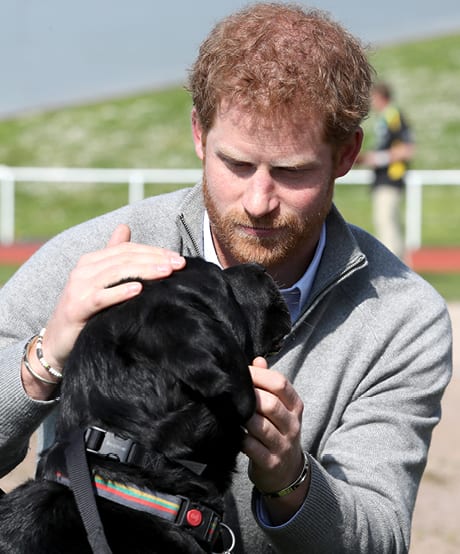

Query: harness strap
left=84, top=426, right=208, bottom=476
left=64, top=428, right=113, bottom=554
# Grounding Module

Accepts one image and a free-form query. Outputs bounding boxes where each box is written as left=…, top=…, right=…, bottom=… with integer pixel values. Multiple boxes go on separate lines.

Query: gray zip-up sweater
left=0, top=184, right=452, bottom=553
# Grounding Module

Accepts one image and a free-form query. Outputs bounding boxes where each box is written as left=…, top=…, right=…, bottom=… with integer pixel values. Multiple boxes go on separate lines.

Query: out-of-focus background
left=2, top=0, right=460, bottom=119
left=1, top=0, right=459, bottom=292
left=0, top=1, right=459, bottom=552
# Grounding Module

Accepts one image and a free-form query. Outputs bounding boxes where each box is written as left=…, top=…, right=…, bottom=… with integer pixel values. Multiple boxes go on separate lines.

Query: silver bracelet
left=260, top=452, right=310, bottom=499
left=22, top=335, right=59, bottom=386
left=36, top=328, right=63, bottom=379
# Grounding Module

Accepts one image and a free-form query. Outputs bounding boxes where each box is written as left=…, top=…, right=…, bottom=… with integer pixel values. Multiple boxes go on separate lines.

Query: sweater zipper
left=297, top=253, right=367, bottom=325
left=179, top=214, right=201, bottom=256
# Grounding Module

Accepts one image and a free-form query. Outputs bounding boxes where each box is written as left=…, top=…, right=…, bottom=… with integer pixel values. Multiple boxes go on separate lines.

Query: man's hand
left=243, top=357, right=309, bottom=524
left=22, top=224, right=185, bottom=399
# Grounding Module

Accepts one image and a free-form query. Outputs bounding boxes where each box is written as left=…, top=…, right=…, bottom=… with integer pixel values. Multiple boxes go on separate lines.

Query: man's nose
left=242, top=169, right=279, bottom=217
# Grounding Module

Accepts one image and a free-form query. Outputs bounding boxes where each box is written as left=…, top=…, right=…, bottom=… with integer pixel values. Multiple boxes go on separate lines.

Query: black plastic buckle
left=84, top=426, right=139, bottom=464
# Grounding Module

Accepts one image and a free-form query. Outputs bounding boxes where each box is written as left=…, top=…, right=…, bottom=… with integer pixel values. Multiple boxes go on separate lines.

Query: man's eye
left=273, top=167, right=307, bottom=180
left=224, top=159, right=253, bottom=172
left=229, top=160, right=250, bottom=168
left=281, top=166, right=309, bottom=174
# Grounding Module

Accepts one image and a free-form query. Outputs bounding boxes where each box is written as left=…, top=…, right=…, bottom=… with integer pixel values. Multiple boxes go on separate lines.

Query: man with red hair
left=0, top=3, right=451, bottom=553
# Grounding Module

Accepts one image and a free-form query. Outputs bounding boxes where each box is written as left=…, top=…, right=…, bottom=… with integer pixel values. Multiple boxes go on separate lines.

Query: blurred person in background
left=357, top=81, right=415, bottom=259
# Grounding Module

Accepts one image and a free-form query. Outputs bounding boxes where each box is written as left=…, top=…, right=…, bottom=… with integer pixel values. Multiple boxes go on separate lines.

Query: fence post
left=128, top=172, right=145, bottom=204
left=405, top=173, right=423, bottom=251
left=0, top=168, right=15, bottom=245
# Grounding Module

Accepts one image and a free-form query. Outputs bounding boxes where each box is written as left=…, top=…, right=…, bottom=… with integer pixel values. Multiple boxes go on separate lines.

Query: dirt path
left=1, top=304, right=459, bottom=552
left=410, top=302, right=460, bottom=553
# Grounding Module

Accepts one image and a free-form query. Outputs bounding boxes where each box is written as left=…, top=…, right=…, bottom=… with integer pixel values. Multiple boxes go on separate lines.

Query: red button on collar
left=186, top=508, right=203, bottom=527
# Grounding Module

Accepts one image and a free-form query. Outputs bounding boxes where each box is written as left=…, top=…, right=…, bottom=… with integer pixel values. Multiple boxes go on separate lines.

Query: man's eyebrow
left=216, top=148, right=318, bottom=169
left=216, top=148, right=250, bottom=163
left=272, top=161, right=317, bottom=170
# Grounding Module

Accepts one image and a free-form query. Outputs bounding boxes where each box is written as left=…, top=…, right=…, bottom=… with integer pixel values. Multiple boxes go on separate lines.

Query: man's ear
left=191, top=107, right=205, bottom=161
left=334, top=127, right=364, bottom=179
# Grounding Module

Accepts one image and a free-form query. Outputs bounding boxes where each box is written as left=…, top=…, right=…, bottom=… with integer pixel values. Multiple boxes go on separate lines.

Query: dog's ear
left=173, top=337, right=256, bottom=425
left=223, top=264, right=291, bottom=358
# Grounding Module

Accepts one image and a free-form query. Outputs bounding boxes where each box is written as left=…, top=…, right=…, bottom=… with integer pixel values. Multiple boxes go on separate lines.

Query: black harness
left=37, top=427, right=235, bottom=553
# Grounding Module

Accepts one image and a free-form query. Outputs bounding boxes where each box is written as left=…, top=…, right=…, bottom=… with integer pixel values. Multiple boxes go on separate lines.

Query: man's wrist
left=373, top=150, right=391, bottom=167
left=258, top=455, right=311, bottom=526
left=21, top=335, right=61, bottom=401
left=259, top=452, right=310, bottom=498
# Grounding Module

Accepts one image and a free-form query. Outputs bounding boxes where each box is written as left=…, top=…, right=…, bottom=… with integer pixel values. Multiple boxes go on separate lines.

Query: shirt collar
left=280, top=224, right=326, bottom=321
left=203, top=211, right=221, bottom=266
left=203, top=211, right=326, bottom=322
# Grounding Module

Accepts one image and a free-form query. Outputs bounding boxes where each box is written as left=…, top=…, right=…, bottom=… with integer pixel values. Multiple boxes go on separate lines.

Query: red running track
left=0, top=243, right=460, bottom=273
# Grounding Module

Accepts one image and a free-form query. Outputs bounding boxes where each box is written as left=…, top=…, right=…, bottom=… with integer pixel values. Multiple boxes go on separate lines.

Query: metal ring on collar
left=213, top=522, right=236, bottom=553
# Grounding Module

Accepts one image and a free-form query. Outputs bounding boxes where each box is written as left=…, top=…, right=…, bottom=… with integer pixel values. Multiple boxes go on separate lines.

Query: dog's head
left=57, top=257, right=291, bottom=489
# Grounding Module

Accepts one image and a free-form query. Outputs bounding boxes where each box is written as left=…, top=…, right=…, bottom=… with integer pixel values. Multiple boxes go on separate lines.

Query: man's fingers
left=107, top=223, right=131, bottom=247
left=251, top=356, right=268, bottom=369
left=90, top=280, right=144, bottom=312
left=73, top=242, right=186, bottom=285
left=249, top=366, right=299, bottom=411
left=77, top=255, right=185, bottom=289
left=105, top=224, right=185, bottom=271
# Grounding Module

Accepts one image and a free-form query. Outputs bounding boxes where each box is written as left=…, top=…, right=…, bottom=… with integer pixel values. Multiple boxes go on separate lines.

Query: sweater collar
left=177, top=183, right=368, bottom=312
left=306, top=205, right=368, bottom=314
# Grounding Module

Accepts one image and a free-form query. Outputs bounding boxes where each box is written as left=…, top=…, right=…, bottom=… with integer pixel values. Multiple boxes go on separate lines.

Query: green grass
left=333, top=184, right=460, bottom=247
left=13, top=182, right=185, bottom=241
left=418, top=273, right=460, bottom=302
left=0, top=88, right=198, bottom=168
left=1, top=33, right=460, bottom=299
left=0, top=265, right=20, bottom=284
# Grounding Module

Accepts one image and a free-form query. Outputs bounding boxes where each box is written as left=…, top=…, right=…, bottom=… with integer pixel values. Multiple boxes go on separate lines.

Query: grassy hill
left=0, top=87, right=197, bottom=169
left=0, top=32, right=459, bottom=298
left=1, top=33, right=460, bottom=170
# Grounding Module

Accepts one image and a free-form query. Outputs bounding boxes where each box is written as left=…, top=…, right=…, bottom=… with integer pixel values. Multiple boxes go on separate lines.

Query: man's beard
left=203, top=177, right=332, bottom=270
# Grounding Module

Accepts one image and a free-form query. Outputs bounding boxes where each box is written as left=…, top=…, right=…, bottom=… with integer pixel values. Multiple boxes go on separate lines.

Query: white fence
left=1, top=166, right=459, bottom=250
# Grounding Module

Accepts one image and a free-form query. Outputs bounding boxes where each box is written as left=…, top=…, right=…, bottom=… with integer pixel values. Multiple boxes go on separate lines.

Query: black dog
left=0, top=257, right=291, bottom=554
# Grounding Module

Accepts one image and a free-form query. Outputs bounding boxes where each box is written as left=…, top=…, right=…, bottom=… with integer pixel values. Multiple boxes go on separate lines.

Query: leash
left=64, top=428, right=113, bottom=553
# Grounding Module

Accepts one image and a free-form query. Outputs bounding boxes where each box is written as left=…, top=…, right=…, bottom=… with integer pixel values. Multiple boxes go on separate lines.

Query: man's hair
left=187, top=2, right=374, bottom=145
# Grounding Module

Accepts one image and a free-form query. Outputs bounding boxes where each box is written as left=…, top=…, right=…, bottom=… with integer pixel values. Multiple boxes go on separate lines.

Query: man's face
left=192, top=105, right=360, bottom=285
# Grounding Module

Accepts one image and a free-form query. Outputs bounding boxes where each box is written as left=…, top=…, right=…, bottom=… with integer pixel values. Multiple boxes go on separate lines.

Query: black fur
left=0, top=258, right=291, bottom=553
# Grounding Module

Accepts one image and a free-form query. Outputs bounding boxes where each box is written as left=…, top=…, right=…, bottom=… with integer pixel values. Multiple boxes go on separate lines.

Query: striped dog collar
left=52, top=470, right=223, bottom=548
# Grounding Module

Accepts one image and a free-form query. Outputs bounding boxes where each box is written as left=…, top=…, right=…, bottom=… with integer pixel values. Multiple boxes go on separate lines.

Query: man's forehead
left=211, top=103, right=328, bottom=162
left=217, top=98, right=323, bottom=130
